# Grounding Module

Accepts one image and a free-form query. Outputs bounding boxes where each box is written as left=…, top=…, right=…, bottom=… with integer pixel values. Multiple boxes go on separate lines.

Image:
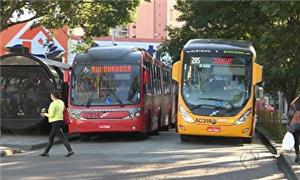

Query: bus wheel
left=152, top=128, right=160, bottom=136
left=137, top=132, right=148, bottom=140
left=80, top=134, right=90, bottom=141
left=242, top=138, right=252, bottom=144
left=180, top=135, right=191, bottom=142
left=170, top=123, right=176, bottom=129
left=153, top=114, right=161, bottom=136
left=160, top=125, right=169, bottom=131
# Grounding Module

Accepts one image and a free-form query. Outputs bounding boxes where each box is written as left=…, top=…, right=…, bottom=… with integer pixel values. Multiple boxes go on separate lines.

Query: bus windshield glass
left=182, top=52, right=251, bottom=115
left=71, top=64, right=140, bottom=106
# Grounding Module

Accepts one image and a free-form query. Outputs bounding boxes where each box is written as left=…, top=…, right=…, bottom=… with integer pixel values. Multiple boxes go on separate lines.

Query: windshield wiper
left=108, top=88, right=124, bottom=107
left=190, top=104, right=220, bottom=111
left=198, top=97, right=235, bottom=110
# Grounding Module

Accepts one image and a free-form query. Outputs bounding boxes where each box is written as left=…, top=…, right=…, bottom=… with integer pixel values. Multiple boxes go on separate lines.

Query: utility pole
left=111, top=28, right=115, bottom=46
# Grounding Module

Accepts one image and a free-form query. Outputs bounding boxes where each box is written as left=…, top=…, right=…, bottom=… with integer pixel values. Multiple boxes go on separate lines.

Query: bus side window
left=157, top=66, right=162, bottom=94
left=151, top=64, right=156, bottom=94
left=144, top=60, right=152, bottom=94
left=166, top=71, right=170, bottom=94
left=156, top=65, right=159, bottom=94
left=164, top=70, right=168, bottom=94
left=149, top=62, right=154, bottom=94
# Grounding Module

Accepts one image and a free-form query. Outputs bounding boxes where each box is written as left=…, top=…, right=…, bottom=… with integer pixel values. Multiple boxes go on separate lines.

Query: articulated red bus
left=65, top=46, right=172, bottom=139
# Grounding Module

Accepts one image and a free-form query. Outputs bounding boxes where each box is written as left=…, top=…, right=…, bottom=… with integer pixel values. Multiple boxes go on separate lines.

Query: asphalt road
left=1, top=130, right=285, bottom=180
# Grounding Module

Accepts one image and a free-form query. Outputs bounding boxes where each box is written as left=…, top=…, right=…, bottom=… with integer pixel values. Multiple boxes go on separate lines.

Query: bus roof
left=184, top=39, right=255, bottom=54
left=74, top=46, right=148, bottom=64
left=0, top=53, right=71, bottom=70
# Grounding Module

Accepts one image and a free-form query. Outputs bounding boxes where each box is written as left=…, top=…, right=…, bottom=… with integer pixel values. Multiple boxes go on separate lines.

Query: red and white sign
left=0, top=21, right=68, bottom=63
left=207, top=127, right=221, bottom=132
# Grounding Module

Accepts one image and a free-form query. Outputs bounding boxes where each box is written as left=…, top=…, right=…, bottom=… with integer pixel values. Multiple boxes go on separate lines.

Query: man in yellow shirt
left=40, top=90, right=74, bottom=157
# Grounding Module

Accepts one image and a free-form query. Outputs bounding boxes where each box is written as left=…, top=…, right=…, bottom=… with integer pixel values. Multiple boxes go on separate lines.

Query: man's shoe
left=39, top=152, right=49, bottom=157
left=65, top=151, right=74, bottom=157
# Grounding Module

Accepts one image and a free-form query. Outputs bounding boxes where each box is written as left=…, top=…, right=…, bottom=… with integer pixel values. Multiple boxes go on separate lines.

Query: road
left=1, top=130, right=285, bottom=180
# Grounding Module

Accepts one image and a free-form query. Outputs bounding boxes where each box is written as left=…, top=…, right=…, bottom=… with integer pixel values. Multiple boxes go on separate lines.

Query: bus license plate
left=207, top=127, right=220, bottom=132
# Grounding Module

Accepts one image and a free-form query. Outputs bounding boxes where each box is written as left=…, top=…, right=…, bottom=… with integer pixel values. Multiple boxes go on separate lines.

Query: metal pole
left=112, top=28, right=115, bottom=46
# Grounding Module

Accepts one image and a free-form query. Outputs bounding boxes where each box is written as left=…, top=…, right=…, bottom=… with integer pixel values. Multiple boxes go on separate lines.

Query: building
left=113, top=0, right=183, bottom=40
left=167, top=0, right=184, bottom=29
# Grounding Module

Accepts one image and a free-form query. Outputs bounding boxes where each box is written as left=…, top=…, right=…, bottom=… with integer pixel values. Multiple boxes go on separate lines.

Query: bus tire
left=137, top=132, right=148, bottom=140
left=180, top=135, right=191, bottom=142
left=153, top=128, right=160, bottom=136
left=170, top=123, right=176, bottom=129
left=242, top=138, right=252, bottom=144
left=80, top=134, right=90, bottom=141
left=160, top=124, right=169, bottom=131
left=153, top=113, right=161, bottom=136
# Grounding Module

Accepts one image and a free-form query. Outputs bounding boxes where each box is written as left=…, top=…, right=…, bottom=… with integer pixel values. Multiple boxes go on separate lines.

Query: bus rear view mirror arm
left=63, top=69, right=71, bottom=83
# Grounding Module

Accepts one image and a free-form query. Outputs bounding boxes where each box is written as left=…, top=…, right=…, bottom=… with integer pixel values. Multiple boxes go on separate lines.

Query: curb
left=0, top=134, right=79, bottom=157
left=256, top=127, right=298, bottom=180
left=278, top=154, right=298, bottom=180
left=255, top=128, right=277, bottom=155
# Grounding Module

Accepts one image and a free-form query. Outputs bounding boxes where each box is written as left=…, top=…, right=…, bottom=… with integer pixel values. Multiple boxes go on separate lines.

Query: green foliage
left=1, top=0, right=140, bottom=50
left=161, top=0, right=300, bottom=103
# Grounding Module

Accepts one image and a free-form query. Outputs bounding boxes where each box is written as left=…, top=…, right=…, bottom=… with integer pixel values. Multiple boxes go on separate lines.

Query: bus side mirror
left=172, top=61, right=182, bottom=82
left=255, top=86, right=264, bottom=100
left=253, top=63, right=262, bottom=84
left=143, top=70, right=150, bottom=84
left=63, top=70, right=70, bottom=83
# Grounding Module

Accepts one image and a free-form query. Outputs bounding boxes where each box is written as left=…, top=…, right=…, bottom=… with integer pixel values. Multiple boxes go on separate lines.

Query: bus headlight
left=134, top=112, right=140, bottom=117
left=129, top=112, right=140, bottom=118
left=129, top=113, right=135, bottom=118
left=180, top=106, right=194, bottom=123
left=125, top=110, right=141, bottom=119
left=234, top=109, right=252, bottom=125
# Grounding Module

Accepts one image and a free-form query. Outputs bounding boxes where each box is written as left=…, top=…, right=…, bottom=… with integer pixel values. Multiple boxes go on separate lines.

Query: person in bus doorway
left=40, top=90, right=74, bottom=157
left=288, top=94, right=300, bottom=163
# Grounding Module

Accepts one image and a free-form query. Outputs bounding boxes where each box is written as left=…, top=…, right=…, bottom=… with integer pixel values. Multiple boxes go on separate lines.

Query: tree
left=0, top=0, right=140, bottom=45
left=161, top=1, right=300, bottom=104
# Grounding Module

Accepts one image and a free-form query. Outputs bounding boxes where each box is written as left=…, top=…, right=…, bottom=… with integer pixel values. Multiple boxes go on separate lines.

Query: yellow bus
left=172, top=39, right=262, bottom=143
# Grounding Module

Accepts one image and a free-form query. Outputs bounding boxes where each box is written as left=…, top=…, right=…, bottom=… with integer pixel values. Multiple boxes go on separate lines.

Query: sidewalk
left=256, top=126, right=300, bottom=180
left=0, top=134, right=78, bottom=157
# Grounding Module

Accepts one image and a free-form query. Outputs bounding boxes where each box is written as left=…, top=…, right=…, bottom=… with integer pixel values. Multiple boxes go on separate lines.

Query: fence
left=257, top=110, right=286, bottom=142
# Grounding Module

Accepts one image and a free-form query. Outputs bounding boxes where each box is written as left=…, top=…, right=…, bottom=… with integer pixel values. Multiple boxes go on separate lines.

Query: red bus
left=65, top=46, right=171, bottom=139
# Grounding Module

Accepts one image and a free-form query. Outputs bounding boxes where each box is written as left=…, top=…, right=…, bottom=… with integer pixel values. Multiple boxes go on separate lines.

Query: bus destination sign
left=91, top=65, right=132, bottom=73
left=212, top=57, right=233, bottom=65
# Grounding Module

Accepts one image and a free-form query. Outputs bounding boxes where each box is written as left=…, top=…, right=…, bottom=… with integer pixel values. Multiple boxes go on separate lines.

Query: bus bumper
left=68, top=118, right=145, bottom=134
left=177, top=122, right=253, bottom=138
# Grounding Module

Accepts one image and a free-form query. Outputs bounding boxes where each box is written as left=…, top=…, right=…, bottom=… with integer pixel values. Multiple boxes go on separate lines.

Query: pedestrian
left=288, top=94, right=300, bottom=163
left=40, top=90, right=74, bottom=157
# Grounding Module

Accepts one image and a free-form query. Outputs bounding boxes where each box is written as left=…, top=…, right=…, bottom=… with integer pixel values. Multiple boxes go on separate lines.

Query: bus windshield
left=71, top=64, right=140, bottom=106
left=182, top=53, right=251, bottom=116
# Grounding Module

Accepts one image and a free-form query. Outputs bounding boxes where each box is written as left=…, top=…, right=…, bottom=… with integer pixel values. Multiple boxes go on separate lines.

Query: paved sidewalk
left=0, top=134, right=78, bottom=157
left=256, top=126, right=300, bottom=180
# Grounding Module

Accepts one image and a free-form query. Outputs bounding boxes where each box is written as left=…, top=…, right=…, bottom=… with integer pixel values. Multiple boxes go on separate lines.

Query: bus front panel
left=177, top=49, right=256, bottom=138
